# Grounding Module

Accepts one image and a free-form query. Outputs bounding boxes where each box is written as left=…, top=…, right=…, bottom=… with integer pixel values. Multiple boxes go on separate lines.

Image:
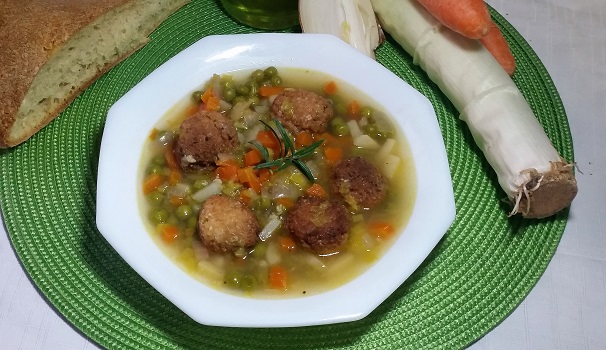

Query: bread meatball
left=331, top=157, right=387, bottom=210
left=270, top=89, right=333, bottom=133
left=173, top=110, right=238, bottom=171
left=285, top=196, right=351, bottom=254
left=198, top=195, right=260, bottom=253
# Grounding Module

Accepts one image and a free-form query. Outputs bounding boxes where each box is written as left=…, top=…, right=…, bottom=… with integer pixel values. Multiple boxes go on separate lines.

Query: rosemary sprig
left=250, top=119, right=324, bottom=183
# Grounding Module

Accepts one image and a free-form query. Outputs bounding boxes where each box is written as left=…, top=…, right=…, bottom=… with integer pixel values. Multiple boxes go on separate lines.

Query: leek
left=371, top=0, right=577, bottom=218
left=299, top=0, right=382, bottom=58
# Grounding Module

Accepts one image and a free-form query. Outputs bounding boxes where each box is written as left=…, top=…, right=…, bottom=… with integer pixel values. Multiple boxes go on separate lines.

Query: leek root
left=299, top=0, right=383, bottom=58
left=372, top=0, right=577, bottom=218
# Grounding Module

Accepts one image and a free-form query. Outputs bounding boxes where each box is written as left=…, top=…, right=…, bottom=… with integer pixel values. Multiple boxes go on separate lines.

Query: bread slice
left=0, top=0, right=189, bottom=148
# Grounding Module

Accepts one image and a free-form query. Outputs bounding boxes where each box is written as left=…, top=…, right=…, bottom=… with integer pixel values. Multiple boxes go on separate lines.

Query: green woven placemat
left=0, top=1, right=573, bottom=349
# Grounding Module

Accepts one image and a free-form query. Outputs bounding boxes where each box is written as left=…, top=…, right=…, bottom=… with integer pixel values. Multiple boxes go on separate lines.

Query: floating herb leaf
left=250, top=119, right=324, bottom=183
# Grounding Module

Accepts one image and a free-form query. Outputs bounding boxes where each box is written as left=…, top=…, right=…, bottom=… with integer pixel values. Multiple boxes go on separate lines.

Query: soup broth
left=139, top=67, right=416, bottom=298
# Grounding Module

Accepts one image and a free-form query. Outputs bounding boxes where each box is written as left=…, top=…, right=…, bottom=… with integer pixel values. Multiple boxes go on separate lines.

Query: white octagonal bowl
left=96, top=33, right=455, bottom=328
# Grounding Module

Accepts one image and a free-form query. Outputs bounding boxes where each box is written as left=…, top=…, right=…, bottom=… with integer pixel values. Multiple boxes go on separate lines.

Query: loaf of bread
left=0, top=0, right=189, bottom=148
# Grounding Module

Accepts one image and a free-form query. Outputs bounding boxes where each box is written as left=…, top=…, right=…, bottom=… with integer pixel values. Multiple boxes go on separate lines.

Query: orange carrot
left=268, top=265, right=288, bottom=290
left=274, top=197, right=294, bottom=209
left=306, top=183, right=327, bottom=199
left=256, top=129, right=281, bottom=155
left=279, top=236, right=296, bottom=252
left=169, top=196, right=186, bottom=206
left=295, top=131, right=313, bottom=148
left=323, top=81, right=338, bottom=95
left=205, top=95, right=220, bottom=111
left=480, top=21, right=516, bottom=76
left=324, top=146, right=343, bottom=163
left=216, top=158, right=239, bottom=168
left=369, top=221, right=395, bottom=239
left=200, top=88, right=212, bottom=103
left=216, top=164, right=239, bottom=181
left=237, top=167, right=262, bottom=193
left=159, top=224, right=179, bottom=243
left=143, top=174, right=165, bottom=194
left=259, top=86, right=286, bottom=97
left=258, top=168, right=272, bottom=183
left=244, top=149, right=263, bottom=166
left=168, top=169, right=181, bottom=186
left=417, top=0, right=492, bottom=39
left=347, top=100, right=361, bottom=118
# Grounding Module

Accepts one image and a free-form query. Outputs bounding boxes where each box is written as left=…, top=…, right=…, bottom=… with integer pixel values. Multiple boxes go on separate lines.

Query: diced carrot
left=169, top=196, right=186, bottom=206
left=148, top=128, right=158, bottom=140
left=268, top=265, right=288, bottom=290
left=306, top=183, right=327, bottom=199
left=143, top=174, right=165, bottom=194
left=258, top=168, right=272, bottom=183
left=238, top=167, right=262, bottom=194
left=274, top=197, right=294, bottom=209
left=165, top=142, right=180, bottom=170
left=315, top=132, right=337, bottom=146
left=323, top=81, right=338, bottom=95
left=279, top=236, right=296, bottom=252
left=216, top=164, right=239, bottom=181
left=324, top=147, right=343, bottom=164
left=417, top=0, right=492, bottom=39
left=259, top=86, right=286, bottom=97
left=480, top=21, right=516, bottom=76
left=256, top=130, right=281, bottom=151
left=168, top=169, right=181, bottom=186
left=205, top=95, right=220, bottom=111
left=347, top=100, right=361, bottom=118
left=159, top=224, right=179, bottom=243
left=295, top=131, right=313, bottom=148
left=185, top=104, right=198, bottom=117
left=369, top=221, right=396, bottom=239
left=244, top=149, right=263, bottom=166
left=200, top=88, right=212, bottom=103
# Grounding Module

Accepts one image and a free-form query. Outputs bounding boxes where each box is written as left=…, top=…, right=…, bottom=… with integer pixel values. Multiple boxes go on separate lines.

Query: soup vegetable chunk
left=140, top=67, right=416, bottom=297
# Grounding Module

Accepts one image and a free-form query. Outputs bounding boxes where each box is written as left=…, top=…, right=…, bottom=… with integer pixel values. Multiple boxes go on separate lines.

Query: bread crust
left=0, top=0, right=134, bottom=147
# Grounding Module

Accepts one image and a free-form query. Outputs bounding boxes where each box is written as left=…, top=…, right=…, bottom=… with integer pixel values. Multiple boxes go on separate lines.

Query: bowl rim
left=96, top=33, right=455, bottom=327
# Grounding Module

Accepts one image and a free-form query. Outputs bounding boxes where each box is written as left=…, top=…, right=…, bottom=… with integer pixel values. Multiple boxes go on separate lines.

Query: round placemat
left=0, top=1, right=573, bottom=349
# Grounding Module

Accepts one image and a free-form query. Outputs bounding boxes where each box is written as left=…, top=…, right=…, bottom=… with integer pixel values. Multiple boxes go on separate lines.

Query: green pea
left=271, top=75, right=283, bottom=86
left=363, top=123, right=379, bottom=136
left=251, top=242, right=267, bottom=258
left=147, top=191, right=164, bottom=206
left=233, top=96, right=247, bottom=104
left=222, top=87, right=236, bottom=102
left=175, top=204, right=193, bottom=220
left=187, top=216, right=198, bottom=229
left=333, top=103, right=347, bottom=115
left=149, top=208, right=169, bottom=224
left=191, top=90, right=203, bottom=103
left=260, top=79, right=272, bottom=88
left=236, top=84, right=250, bottom=96
left=239, top=274, right=257, bottom=291
left=264, top=66, right=278, bottom=78
left=147, top=164, right=163, bottom=175
left=224, top=270, right=243, bottom=289
left=330, top=117, right=349, bottom=136
left=251, top=69, right=265, bottom=82
left=221, top=79, right=235, bottom=90
left=360, top=106, right=373, bottom=118
left=249, top=96, right=260, bottom=108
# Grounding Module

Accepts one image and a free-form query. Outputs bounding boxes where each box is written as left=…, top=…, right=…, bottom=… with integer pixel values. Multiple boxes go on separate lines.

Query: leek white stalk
left=372, top=0, right=577, bottom=218
left=299, top=0, right=382, bottom=58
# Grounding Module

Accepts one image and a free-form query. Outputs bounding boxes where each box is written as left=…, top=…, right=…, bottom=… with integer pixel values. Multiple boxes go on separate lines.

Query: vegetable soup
left=139, top=67, right=416, bottom=298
